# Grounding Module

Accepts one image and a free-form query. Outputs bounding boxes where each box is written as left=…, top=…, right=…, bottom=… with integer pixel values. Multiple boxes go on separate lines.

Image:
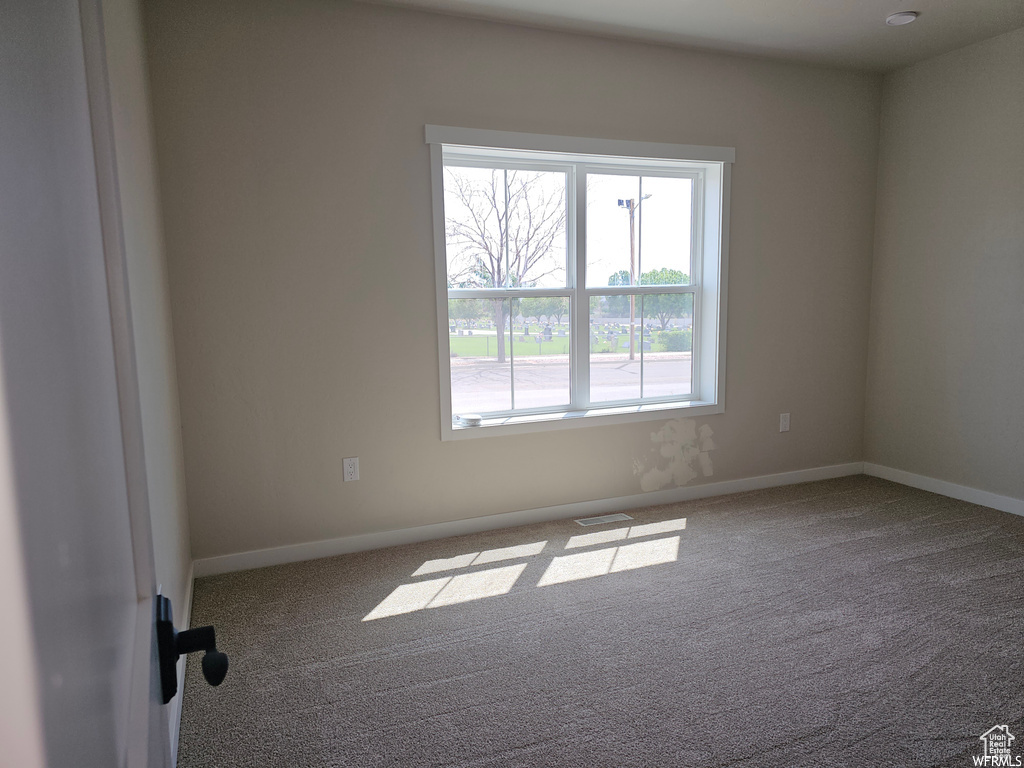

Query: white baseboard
left=169, top=561, right=194, bottom=768
left=192, top=461, right=865, bottom=577
left=864, top=463, right=1024, bottom=517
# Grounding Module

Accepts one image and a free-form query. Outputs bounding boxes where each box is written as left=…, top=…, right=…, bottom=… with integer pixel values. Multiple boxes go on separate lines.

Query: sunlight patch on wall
left=537, top=536, right=680, bottom=587
left=363, top=562, right=528, bottom=621
left=412, top=541, right=547, bottom=576
left=634, top=418, right=716, bottom=492
left=565, top=517, right=687, bottom=549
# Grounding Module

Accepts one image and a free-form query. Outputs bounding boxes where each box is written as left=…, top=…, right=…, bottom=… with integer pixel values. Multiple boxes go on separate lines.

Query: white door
left=0, top=1, right=171, bottom=766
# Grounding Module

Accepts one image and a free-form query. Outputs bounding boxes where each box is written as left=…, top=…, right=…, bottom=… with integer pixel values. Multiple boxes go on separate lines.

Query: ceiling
left=360, top=0, right=1024, bottom=71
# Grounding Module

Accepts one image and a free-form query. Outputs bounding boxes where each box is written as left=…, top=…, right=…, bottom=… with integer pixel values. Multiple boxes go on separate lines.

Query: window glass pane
left=512, top=297, right=570, bottom=409
left=638, top=177, right=693, bottom=284
left=589, top=294, right=641, bottom=403
left=449, top=299, right=511, bottom=416
left=641, top=293, right=694, bottom=399
left=506, top=171, right=568, bottom=289
left=443, top=166, right=567, bottom=289
left=586, top=174, right=640, bottom=288
left=444, top=166, right=505, bottom=288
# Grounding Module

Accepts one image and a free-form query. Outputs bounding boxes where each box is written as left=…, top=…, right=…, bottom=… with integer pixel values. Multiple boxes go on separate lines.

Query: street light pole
left=618, top=193, right=651, bottom=361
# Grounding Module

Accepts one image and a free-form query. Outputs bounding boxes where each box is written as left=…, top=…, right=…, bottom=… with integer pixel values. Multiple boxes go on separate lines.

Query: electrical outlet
left=343, top=457, right=359, bottom=482
left=779, top=413, right=790, bottom=432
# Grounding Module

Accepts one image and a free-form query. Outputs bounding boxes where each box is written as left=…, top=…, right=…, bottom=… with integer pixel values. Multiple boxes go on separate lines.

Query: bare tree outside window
left=444, top=167, right=567, bottom=362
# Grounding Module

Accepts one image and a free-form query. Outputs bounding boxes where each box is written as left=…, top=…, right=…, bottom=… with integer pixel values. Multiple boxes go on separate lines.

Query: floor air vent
left=574, top=513, right=634, bottom=527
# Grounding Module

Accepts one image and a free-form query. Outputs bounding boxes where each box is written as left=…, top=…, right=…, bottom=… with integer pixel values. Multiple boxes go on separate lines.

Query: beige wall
left=143, top=0, right=881, bottom=560
left=866, top=28, right=1024, bottom=499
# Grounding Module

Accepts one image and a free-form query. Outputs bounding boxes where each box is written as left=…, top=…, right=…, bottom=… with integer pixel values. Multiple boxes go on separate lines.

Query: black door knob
left=201, top=649, right=229, bottom=687
left=156, top=595, right=229, bottom=704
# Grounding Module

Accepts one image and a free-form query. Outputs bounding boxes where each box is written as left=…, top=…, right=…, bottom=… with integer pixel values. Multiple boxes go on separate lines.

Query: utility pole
left=618, top=193, right=651, bottom=361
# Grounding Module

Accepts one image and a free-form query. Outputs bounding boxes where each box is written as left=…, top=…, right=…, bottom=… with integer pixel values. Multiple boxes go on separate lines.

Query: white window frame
left=428, top=126, right=733, bottom=440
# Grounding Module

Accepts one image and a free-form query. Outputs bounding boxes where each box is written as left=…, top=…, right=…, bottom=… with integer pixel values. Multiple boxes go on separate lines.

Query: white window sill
left=443, top=399, right=723, bottom=440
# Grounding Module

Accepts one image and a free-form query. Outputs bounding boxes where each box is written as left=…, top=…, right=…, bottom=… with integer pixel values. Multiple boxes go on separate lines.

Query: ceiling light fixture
left=886, top=11, right=919, bottom=26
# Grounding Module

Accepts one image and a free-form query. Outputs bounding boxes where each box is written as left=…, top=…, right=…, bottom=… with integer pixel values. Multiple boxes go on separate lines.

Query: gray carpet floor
left=178, top=476, right=1024, bottom=767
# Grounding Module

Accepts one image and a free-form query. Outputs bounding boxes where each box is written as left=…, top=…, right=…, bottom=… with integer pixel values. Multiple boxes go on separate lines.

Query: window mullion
left=448, top=289, right=573, bottom=300
left=639, top=295, right=645, bottom=399
left=572, top=164, right=589, bottom=410
left=690, top=173, right=704, bottom=400
left=637, top=177, right=644, bottom=398
left=587, top=285, right=696, bottom=296
left=504, top=169, right=515, bottom=411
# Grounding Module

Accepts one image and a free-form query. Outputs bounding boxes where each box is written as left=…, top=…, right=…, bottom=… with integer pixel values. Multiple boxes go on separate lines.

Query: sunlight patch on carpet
left=538, top=536, right=681, bottom=586
left=364, top=562, right=528, bottom=620
left=367, top=525, right=687, bottom=620
left=565, top=518, right=686, bottom=549
left=412, top=541, right=548, bottom=576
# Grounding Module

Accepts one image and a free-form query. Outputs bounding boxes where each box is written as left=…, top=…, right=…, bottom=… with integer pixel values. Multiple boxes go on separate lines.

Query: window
left=427, top=126, right=732, bottom=439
